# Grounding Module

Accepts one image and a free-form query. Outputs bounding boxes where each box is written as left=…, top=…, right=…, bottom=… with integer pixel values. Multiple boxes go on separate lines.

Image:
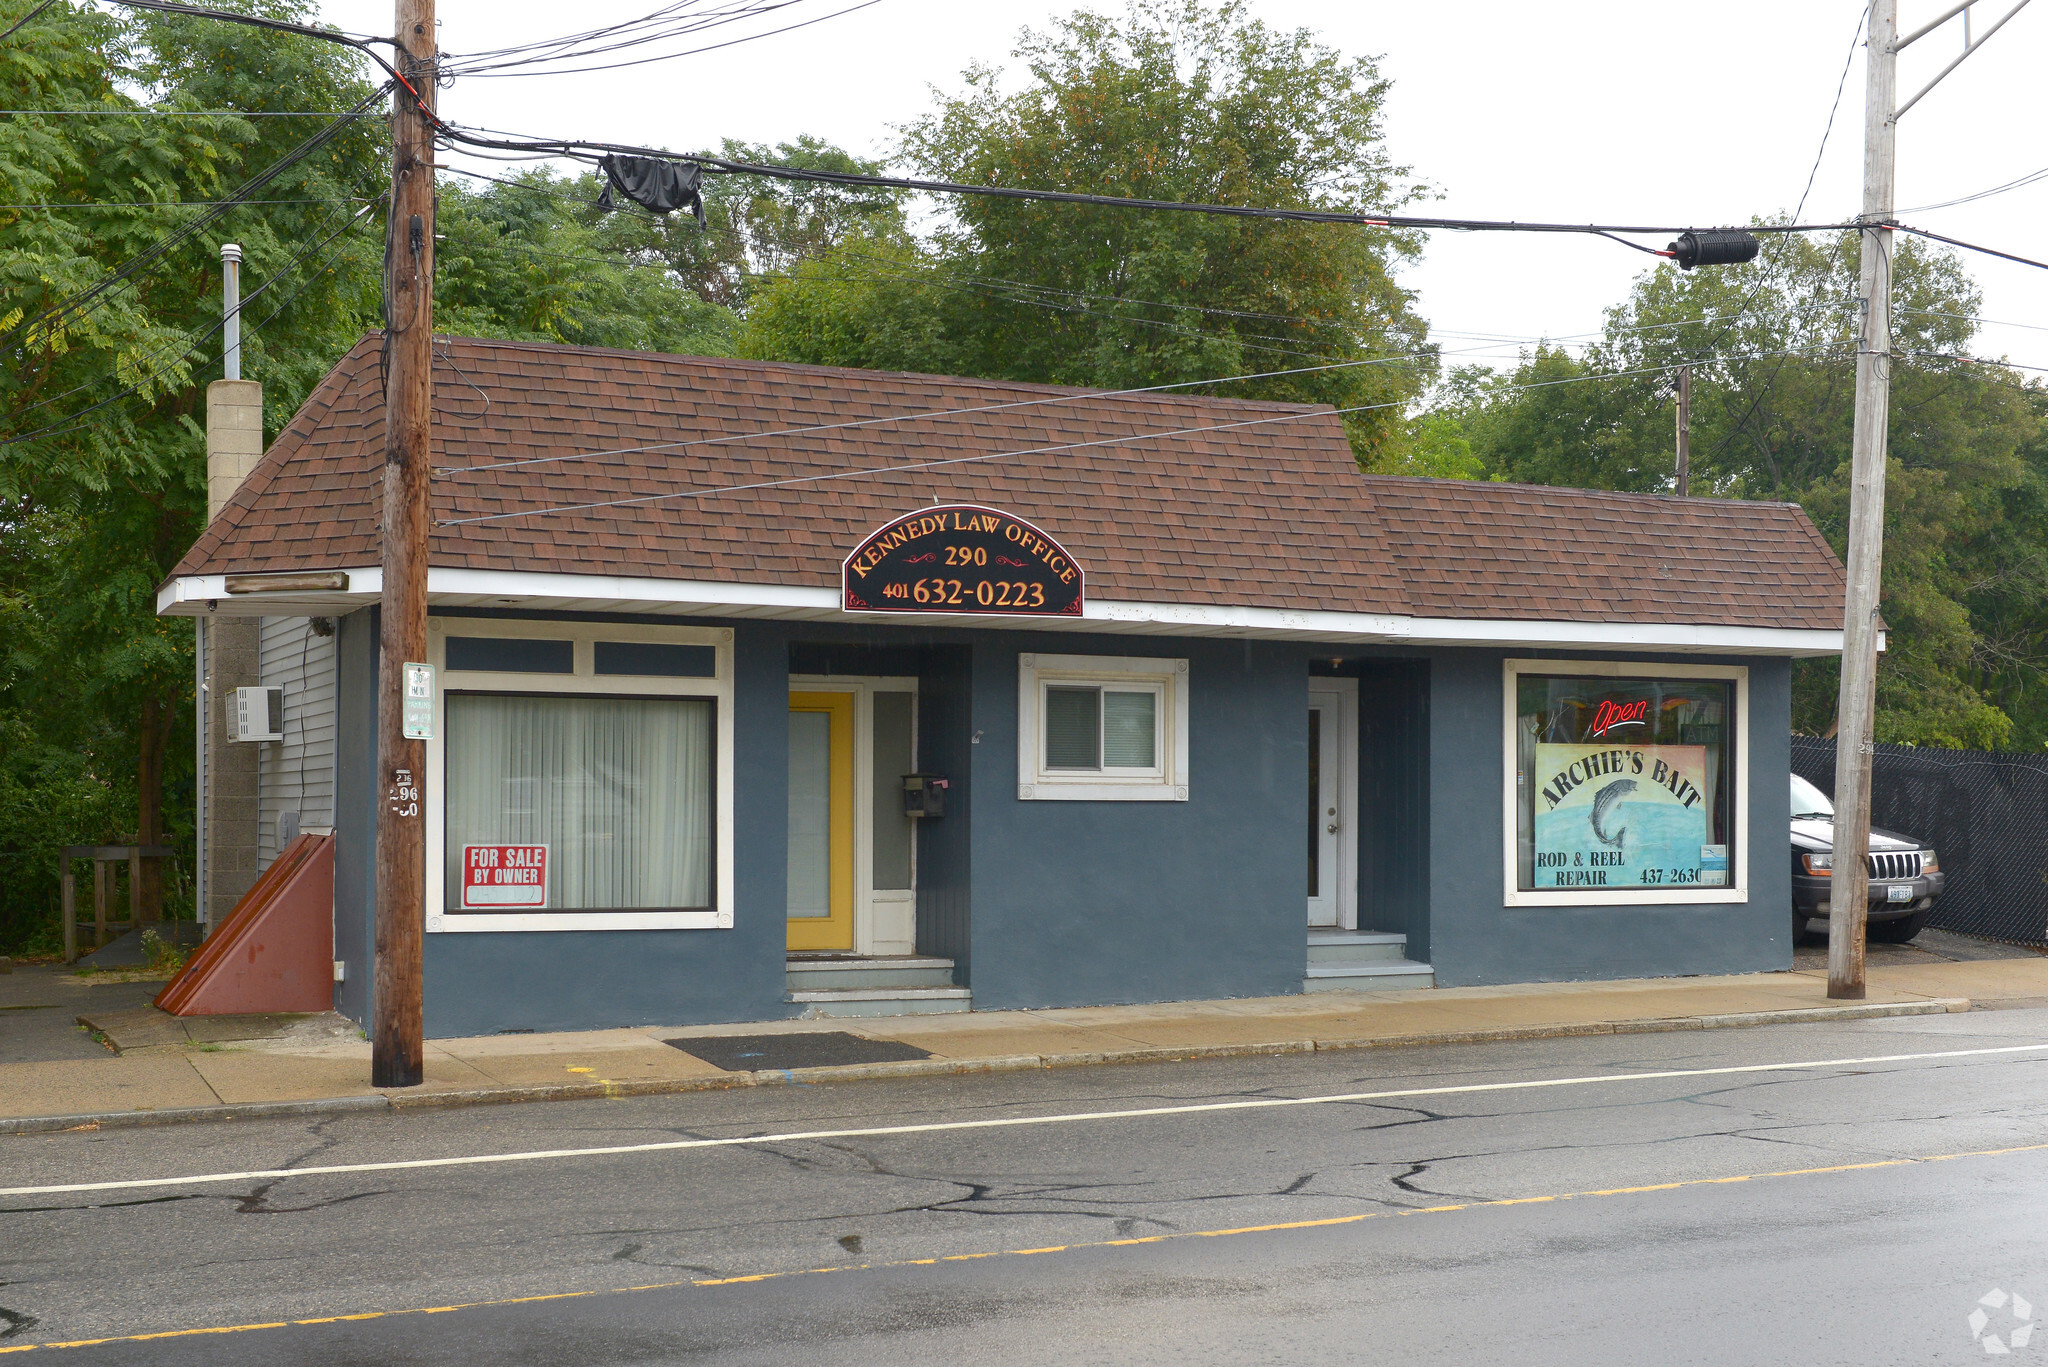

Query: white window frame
left=425, top=618, right=735, bottom=933
left=1502, top=658, right=1749, bottom=907
left=1018, top=652, right=1189, bottom=801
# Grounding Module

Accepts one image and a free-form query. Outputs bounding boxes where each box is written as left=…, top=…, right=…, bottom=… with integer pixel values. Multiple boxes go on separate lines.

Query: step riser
left=788, top=995, right=971, bottom=1018
left=786, top=967, right=958, bottom=991
left=1303, top=969, right=1436, bottom=993
left=1306, top=942, right=1410, bottom=966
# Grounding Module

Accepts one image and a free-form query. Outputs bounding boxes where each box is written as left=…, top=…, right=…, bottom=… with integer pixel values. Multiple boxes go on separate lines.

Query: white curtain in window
left=445, top=694, right=713, bottom=911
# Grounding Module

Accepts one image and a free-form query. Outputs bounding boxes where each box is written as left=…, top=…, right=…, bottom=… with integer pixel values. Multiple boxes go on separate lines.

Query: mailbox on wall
left=902, top=773, right=949, bottom=819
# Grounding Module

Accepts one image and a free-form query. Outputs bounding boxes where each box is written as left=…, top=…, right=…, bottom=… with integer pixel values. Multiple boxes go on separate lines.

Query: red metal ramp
left=156, top=833, right=335, bottom=1016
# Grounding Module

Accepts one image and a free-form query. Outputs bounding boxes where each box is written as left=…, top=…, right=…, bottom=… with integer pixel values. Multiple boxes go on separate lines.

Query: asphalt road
left=7, top=1008, right=2048, bottom=1364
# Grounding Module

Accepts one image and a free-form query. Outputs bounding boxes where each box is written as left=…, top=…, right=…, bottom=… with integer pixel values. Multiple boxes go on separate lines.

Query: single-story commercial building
left=161, top=336, right=1854, bottom=1037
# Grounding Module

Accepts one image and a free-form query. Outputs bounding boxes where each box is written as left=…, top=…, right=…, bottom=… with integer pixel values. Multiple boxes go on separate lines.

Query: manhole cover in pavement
left=664, top=1031, right=932, bottom=1072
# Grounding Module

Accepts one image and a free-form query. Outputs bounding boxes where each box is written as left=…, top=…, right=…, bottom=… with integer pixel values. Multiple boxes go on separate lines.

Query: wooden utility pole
left=1827, top=0, right=1897, bottom=1001
left=372, top=0, right=436, bottom=1086
left=1673, top=364, right=1692, bottom=496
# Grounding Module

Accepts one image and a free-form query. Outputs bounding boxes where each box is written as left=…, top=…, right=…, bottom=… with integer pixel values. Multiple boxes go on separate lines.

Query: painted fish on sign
left=1531, top=744, right=1722, bottom=889
left=843, top=504, right=1084, bottom=617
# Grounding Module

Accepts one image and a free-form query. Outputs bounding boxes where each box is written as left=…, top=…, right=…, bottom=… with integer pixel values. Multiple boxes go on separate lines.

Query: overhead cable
left=436, top=120, right=1865, bottom=253
left=439, top=344, right=1853, bottom=528
left=1888, top=222, right=2048, bottom=273
left=2, top=200, right=381, bottom=447
left=0, top=85, right=387, bottom=353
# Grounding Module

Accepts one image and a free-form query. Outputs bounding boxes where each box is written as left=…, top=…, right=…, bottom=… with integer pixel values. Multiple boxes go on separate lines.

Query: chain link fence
left=1789, top=736, right=2048, bottom=946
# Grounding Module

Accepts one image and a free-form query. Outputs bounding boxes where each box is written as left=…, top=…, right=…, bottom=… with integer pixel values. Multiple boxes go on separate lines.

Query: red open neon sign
left=1587, top=698, right=1650, bottom=738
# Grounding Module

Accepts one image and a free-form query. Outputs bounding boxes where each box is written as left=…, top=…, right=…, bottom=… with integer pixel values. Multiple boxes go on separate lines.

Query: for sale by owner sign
left=460, top=844, right=549, bottom=910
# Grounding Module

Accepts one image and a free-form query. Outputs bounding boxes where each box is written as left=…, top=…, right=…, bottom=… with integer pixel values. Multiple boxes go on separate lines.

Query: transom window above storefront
left=1502, top=659, right=1748, bottom=907
left=1018, top=653, right=1188, bottom=801
left=424, top=619, right=735, bottom=933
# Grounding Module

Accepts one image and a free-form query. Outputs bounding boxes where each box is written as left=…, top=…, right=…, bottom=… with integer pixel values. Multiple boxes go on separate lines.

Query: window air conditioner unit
left=231, top=685, right=284, bottom=743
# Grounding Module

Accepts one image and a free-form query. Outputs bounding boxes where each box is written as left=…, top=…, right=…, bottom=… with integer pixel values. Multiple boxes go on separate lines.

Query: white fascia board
left=157, top=566, right=1856, bottom=656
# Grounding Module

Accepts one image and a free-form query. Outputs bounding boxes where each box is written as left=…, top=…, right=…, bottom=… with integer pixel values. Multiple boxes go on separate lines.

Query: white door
left=1307, top=681, right=1358, bottom=929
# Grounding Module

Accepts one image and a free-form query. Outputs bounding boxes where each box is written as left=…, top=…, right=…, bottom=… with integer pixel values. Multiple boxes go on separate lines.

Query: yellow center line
left=7, top=1138, right=2046, bottom=1353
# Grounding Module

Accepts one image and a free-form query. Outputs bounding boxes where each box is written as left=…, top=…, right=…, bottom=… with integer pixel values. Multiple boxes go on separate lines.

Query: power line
left=441, top=0, right=878, bottom=78
left=1891, top=222, right=2048, bottom=274
left=0, top=84, right=387, bottom=353
left=440, top=344, right=1851, bottom=528
left=0, top=0, right=57, bottom=42
left=1, top=197, right=373, bottom=209
left=0, top=108, right=360, bottom=116
left=437, top=120, right=1866, bottom=252
left=437, top=346, right=1471, bottom=479
left=2, top=201, right=381, bottom=447
left=436, top=161, right=1837, bottom=363
left=10, top=189, right=386, bottom=422
left=1894, top=162, right=2048, bottom=216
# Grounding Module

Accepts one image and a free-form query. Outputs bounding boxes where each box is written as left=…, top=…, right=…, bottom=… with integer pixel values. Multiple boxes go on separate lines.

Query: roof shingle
left=171, top=335, right=1847, bottom=631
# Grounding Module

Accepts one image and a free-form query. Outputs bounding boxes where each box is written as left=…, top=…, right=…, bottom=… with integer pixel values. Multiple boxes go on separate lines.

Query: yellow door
left=786, top=692, right=855, bottom=951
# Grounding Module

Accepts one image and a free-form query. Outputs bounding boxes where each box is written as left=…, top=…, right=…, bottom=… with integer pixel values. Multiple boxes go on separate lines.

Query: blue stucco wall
left=962, top=635, right=1310, bottom=1010
left=332, top=611, right=796, bottom=1037
left=327, top=607, right=1797, bottom=1034
left=1420, top=649, right=1794, bottom=987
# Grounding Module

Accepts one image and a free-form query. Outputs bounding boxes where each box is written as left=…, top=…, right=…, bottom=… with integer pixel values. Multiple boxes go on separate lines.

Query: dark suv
left=1790, top=773, right=1945, bottom=943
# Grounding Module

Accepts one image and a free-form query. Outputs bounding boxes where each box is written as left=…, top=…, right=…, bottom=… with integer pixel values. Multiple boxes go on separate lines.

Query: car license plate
left=1887, top=884, right=1913, bottom=903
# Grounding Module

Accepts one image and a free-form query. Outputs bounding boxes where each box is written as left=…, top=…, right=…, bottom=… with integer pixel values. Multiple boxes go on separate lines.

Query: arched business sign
left=843, top=505, right=1083, bottom=617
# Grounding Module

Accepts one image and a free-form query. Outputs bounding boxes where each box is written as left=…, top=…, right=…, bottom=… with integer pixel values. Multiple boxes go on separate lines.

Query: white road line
left=7, top=1042, right=2048, bottom=1199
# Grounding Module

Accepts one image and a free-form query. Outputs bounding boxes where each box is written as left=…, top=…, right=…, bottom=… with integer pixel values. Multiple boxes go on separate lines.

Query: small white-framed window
left=1502, top=658, right=1749, bottom=908
left=1018, top=653, right=1188, bottom=801
left=424, top=618, right=736, bottom=933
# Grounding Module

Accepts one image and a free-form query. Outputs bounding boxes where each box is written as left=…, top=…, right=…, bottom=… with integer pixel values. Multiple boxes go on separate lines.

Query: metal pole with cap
left=220, top=243, right=242, bottom=382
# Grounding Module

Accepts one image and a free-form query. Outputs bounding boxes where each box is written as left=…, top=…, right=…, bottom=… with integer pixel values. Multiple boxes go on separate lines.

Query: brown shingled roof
left=172, top=335, right=1847, bottom=630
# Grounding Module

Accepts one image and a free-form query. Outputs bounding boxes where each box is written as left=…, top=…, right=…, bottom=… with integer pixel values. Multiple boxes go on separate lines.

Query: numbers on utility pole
left=386, top=769, right=420, bottom=819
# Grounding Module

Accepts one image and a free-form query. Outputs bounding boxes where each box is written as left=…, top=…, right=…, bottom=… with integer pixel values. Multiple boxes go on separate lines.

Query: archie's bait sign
left=844, top=505, right=1083, bottom=617
left=1532, top=744, right=1724, bottom=888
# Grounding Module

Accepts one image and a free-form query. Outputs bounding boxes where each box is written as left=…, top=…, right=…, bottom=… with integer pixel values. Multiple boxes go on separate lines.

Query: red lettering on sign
left=1588, top=698, right=1650, bottom=738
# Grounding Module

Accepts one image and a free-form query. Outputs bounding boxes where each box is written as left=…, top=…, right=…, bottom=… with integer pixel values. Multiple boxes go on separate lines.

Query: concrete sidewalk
left=7, top=950, right=2047, bottom=1136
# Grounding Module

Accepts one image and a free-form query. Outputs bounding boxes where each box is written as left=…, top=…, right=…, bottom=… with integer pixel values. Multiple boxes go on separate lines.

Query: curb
left=0, top=996, right=1969, bottom=1136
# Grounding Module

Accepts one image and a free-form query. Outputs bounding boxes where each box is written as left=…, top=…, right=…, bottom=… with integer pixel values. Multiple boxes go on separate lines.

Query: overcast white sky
left=317, top=0, right=2048, bottom=375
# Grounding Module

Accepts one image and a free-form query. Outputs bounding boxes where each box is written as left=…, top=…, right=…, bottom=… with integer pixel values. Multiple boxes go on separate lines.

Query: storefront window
left=1513, top=673, right=1733, bottom=892
left=444, top=693, right=715, bottom=912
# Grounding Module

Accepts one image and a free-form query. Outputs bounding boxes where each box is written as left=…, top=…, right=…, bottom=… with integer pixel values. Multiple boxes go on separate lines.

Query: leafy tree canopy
left=1433, top=230, right=2047, bottom=751
left=738, top=0, right=1436, bottom=463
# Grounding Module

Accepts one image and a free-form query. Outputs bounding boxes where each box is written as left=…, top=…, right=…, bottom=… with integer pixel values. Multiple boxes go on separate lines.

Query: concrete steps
left=786, top=955, right=971, bottom=1017
left=1304, top=931, right=1435, bottom=992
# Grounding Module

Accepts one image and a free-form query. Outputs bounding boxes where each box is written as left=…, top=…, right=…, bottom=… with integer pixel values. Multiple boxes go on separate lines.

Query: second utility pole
left=1827, top=0, right=1898, bottom=1000
left=372, top=0, right=436, bottom=1086
left=1673, top=363, right=1691, bottom=496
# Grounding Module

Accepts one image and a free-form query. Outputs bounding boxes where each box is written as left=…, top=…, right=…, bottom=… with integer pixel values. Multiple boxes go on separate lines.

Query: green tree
left=434, top=168, right=736, bottom=354
left=1450, top=228, right=2044, bottom=750
left=0, top=0, right=386, bottom=951
left=740, top=0, right=1435, bottom=463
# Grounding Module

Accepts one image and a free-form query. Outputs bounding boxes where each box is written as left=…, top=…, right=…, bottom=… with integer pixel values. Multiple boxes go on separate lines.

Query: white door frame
left=789, top=675, right=919, bottom=956
left=1307, top=679, right=1360, bottom=931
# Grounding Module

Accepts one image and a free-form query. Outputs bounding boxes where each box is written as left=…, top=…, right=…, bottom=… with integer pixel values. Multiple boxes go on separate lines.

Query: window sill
left=1502, top=888, right=1749, bottom=907
left=1019, top=781, right=1188, bottom=802
left=428, top=910, right=731, bottom=933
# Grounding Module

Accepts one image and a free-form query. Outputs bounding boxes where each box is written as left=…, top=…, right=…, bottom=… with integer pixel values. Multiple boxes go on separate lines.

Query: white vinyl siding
left=257, top=616, right=337, bottom=865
